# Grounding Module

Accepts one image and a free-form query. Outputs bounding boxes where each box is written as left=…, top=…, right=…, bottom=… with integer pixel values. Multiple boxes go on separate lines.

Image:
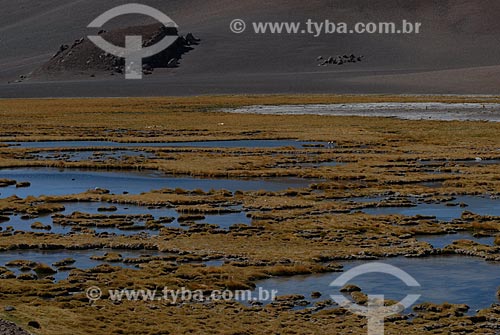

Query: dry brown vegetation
left=0, top=95, right=499, bottom=334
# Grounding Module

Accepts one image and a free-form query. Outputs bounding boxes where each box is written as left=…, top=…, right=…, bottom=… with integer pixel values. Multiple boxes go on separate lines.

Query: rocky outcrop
left=317, top=54, right=364, bottom=67
left=0, top=319, right=31, bottom=335
left=29, top=24, right=200, bottom=79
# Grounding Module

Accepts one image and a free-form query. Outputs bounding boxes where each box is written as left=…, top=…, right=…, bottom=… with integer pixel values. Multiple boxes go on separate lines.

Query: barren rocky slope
left=1, top=0, right=500, bottom=97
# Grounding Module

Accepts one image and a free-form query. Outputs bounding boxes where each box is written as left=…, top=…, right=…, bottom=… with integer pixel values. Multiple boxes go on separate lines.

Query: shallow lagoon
left=417, top=232, right=496, bottom=249
left=5, top=139, right=320, bottom=149
left=360, top=196, right=500, bottom=221
left=24, top=150, right=156, bottom=162
left=0, top=248, right=223, bottom=282
left=3, top=202, right=251, bottom=235
left=254, top=256, right=500, bottom=312
left=0, top=168, right=316, bottom=198
left=0, top=249, right=164, bottom=281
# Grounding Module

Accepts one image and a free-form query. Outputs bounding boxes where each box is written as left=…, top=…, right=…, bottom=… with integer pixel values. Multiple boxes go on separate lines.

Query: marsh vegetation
left=0, top=95, right=499, bottom=334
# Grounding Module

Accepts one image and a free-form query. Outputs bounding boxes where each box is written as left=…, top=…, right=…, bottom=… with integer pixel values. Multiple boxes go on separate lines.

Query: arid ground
left=3, top=0, right=500, bottom=97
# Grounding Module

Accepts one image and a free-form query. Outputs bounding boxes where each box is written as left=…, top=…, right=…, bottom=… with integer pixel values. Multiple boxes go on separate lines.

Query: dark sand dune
left=1, top=0, right=500, bottom=97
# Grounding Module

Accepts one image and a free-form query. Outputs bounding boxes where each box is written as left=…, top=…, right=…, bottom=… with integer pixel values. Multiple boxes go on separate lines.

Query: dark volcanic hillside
left=30, top=24, right=199, bottom=79
left=1, top=0, right=500, bottom=96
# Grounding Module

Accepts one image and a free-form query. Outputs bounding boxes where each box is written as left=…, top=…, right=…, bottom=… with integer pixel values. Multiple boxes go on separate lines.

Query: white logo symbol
left=87, top=3, right=178, bottom=79
left=230, top=19, right=246, bottom=34
left=330, top=263, right=421, bottom=335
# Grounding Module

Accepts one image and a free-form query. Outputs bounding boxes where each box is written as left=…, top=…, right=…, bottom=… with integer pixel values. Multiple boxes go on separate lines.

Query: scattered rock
left=0, top=319, right=31, bottom=335
left=91, top=252, right=123, bottom=263
left=34, top=263, right=57, bottom=277
left=340, top=284, right=362, bottom=293
left=17, top=273, right=37, bottom=281
left=178, top=214, right=206, bottom=222
left=317, top=54, right=364, bottom=67
left=6, top=260, right=37, bottom=268
left=30, top=222, right=52, bottom=230
left=27, top=320, right=41, bottom=329
left=274, top=294, right=305, bottom=302
left=167, top=58, right=179, bottom=68
left=185, top=33, right=201, bottom=45
left=97, top=206, right=117, bottom=212
left=0, top=179, right=17, bottom=187
left=311, top=291, right=322, bottom=298
left=350, top=291, right=368, bottom=305
left=52, top=44, right=69, bottom=59
left=53, top=258, right=76, bottom=267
